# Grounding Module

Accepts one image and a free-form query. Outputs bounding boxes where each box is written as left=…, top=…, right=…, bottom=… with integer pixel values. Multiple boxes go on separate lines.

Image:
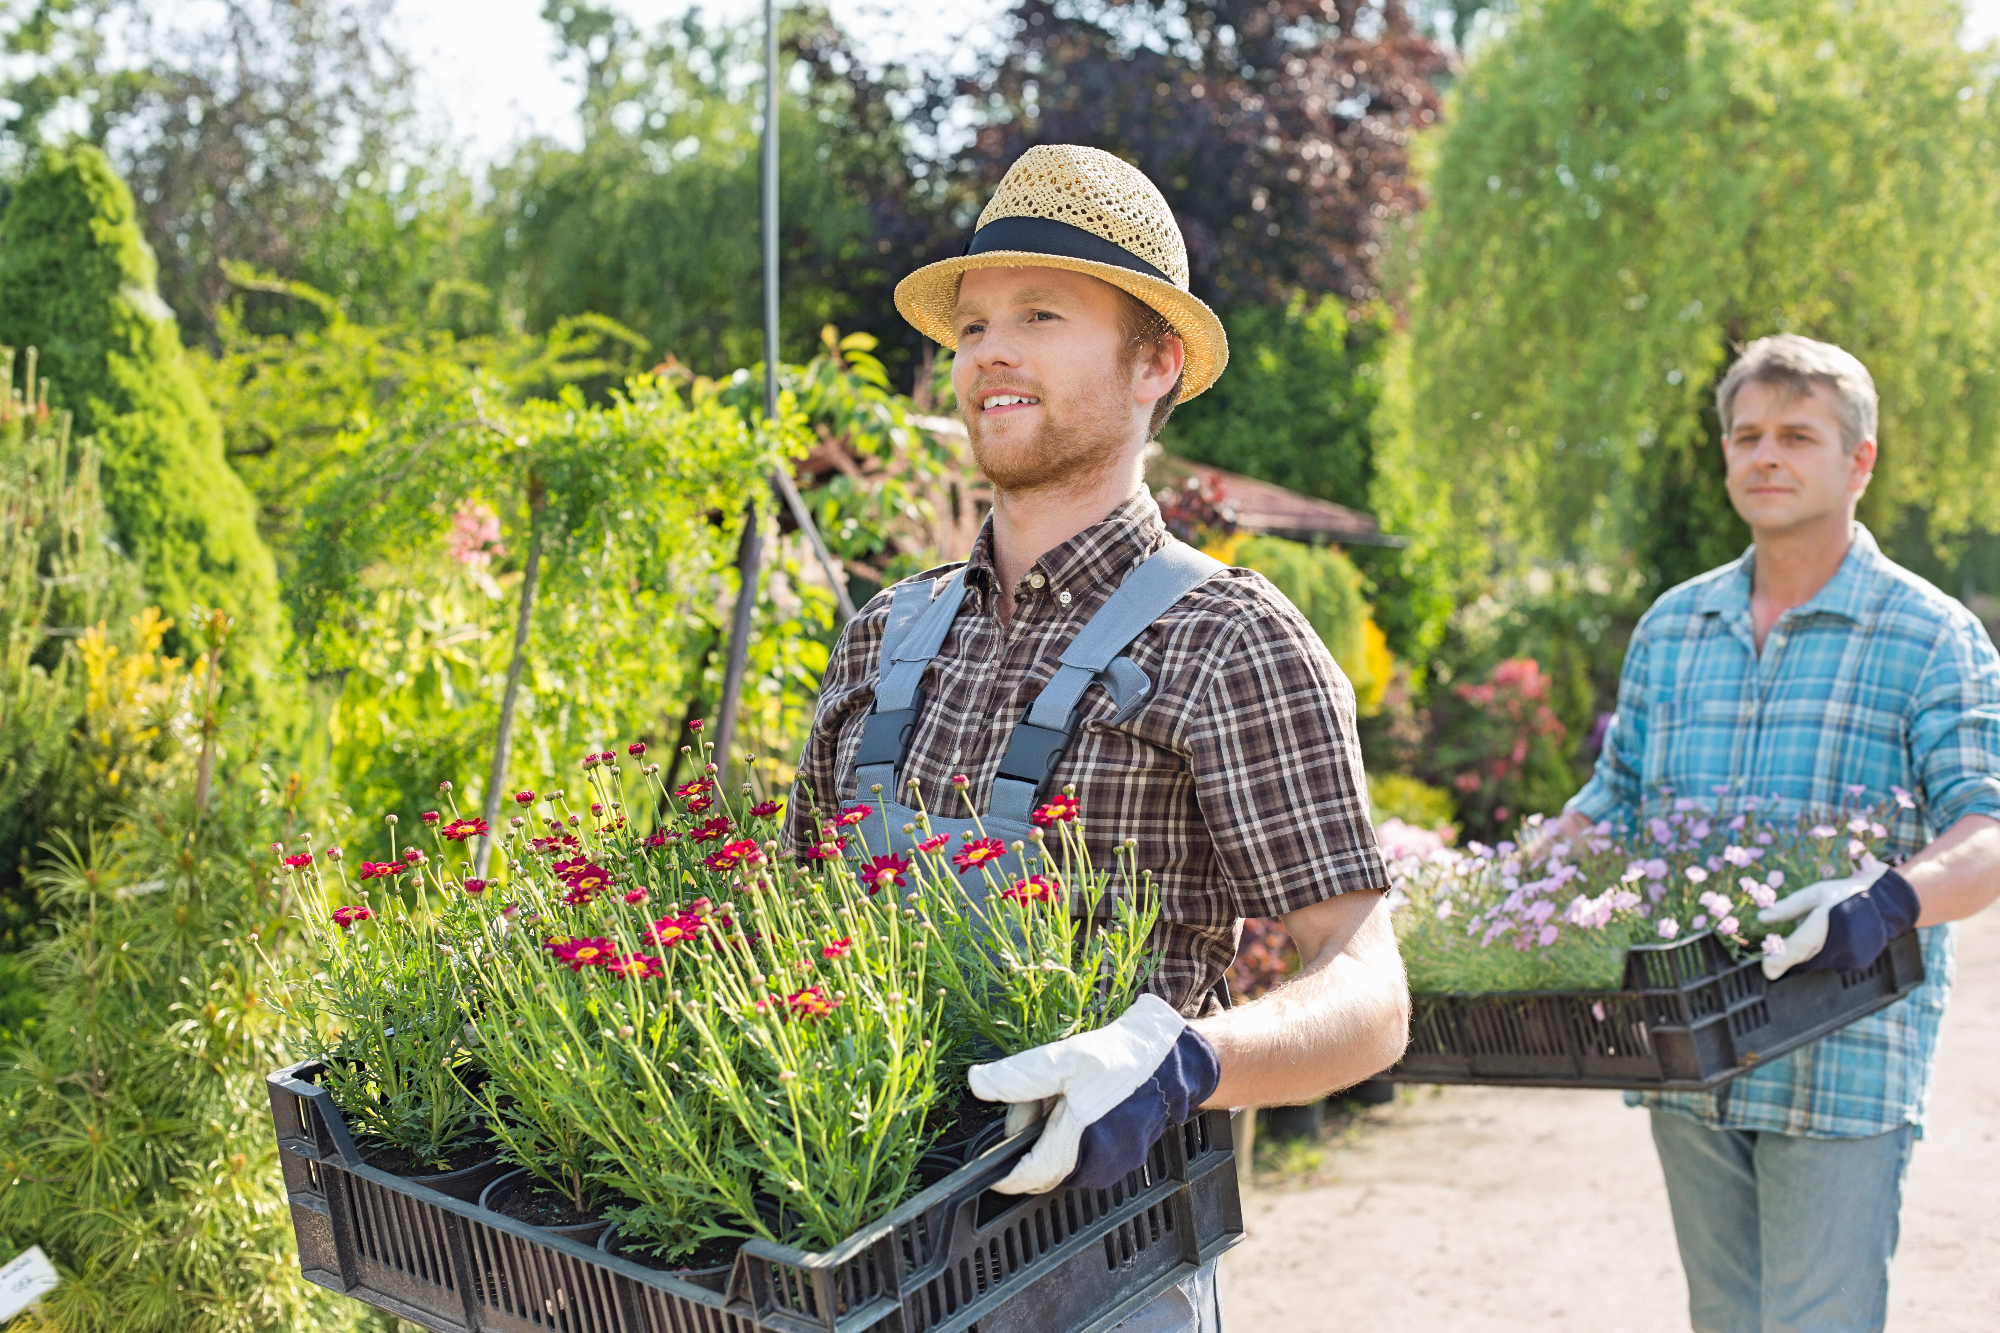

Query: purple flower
left=1762, top=935, right=1787, bottom=956
left=1537, top=924, right=1559, bottom=947
left=1691, top=914, right=1710, bottom=931
left=1658, top=917, right=1681, bottom=940
left=1717, top=915, right=1740, bottom=935
left=1684, top=866, right=1709, bottom=883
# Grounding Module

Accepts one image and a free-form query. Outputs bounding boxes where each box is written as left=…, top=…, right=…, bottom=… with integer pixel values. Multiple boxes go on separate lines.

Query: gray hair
left=1715, top=334, right=1878, bottom=451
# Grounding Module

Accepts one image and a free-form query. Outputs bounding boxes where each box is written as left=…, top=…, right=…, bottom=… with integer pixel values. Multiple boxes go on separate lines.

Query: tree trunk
left=476, top=478, right=546, bottom=878
left=711, top=503, right=763, bottom=792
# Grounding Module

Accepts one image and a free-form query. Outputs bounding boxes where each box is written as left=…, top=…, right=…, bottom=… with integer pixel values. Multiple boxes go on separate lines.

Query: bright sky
left=396, top=0, right=2000, bottom=170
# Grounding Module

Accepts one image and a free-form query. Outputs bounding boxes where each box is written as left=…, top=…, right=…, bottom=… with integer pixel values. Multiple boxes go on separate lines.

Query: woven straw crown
left=894, top=145, right=1228, bottom=402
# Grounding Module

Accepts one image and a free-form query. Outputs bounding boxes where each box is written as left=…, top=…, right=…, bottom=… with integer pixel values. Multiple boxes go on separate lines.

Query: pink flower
left=804, top=835, right=848, bottom=861
left=606, top=951, right=665, bottom=979
left=1032, top=793, right=1081, bottom=826
left=915, top=833, right=950, bottom=854
left=446, top=502, right=504, bottom=568
left=1717, top=916, right=1740, bottom=935
left=860, top=854, right=910, bottom=894
left=821, top=937, right=853, bottom=960
left=1657, top=917, right=1681, bottom=940
left=282, top=852, right=313, bottom=869
left=326, top=846, right=344, bottom=862
left=1762, top=935, right=1787, bottom=956
left=952, top=837, right=1008, bottom=873
left=1001, top=874, right=1062, bottom=905
left=1536, top=924, right=1559, bottom=947
left=689, top=816, right=733, bottom=844
left=749, top=799, right=782, bottom=819
left=515, top=790, right=537, bottom=805
left=623, top=888, right=650, bottom=905
left=331, top=905, right=374, bottom=930
left=545, top=936, right=617, bottom=970
left=462, top=878, right=487, bottom=895
left=645, top=914, right=706, bottom=949
left=357, top=861, right=400, bottom=881
left=1683, top=865, right=1709, bottom=883
left=836, top=804, right=873, bottom=827
left=402, top=846, right=426, bottom=865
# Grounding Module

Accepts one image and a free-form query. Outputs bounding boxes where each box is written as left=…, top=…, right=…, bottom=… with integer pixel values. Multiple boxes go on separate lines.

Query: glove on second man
left=968, top=994, right=1221, bottom=1195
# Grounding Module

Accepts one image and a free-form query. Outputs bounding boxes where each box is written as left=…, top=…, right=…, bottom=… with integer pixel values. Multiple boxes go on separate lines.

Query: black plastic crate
left=268, top=1060, right=1244, bottom=1333
left=1395, top=929, right=1926, bottom=1090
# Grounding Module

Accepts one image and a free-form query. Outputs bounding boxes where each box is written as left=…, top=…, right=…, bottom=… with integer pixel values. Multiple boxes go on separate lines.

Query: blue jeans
left=1650, top=1110, right=1915, bottom=1333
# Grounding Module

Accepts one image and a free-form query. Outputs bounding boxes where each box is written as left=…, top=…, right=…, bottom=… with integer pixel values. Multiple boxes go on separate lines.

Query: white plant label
left=0, top=1245, right=59, bottom=1322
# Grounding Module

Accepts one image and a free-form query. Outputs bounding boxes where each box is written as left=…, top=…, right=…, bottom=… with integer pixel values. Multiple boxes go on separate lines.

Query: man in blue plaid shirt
left=1545, top=335, right=2000, bottom=1333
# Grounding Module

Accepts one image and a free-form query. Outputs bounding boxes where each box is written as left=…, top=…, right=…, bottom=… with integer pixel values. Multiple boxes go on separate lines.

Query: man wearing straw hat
left=787, top=145, right=1409, bottom=1331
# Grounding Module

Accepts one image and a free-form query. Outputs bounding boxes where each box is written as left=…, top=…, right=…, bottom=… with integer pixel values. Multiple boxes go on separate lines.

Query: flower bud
left=327, top=846, right=343, bottom=861
left=385, top=814, right=399, bottom=825
left=689, top=719, right=705, bottom=732
left=439, top=780, right=454, bottom=792
left=628, top=741, right=646, bottom=756
left=422, top=811, right=440, bottom=824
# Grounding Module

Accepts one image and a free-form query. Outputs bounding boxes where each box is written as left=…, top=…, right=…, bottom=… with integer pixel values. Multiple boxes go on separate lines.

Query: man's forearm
left=1903, top=812, right=2000, bottom=926
left=1191, top=890, right=1409, bottom=1109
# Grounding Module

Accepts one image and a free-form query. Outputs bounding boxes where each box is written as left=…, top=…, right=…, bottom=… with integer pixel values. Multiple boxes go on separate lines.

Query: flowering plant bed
left=1387, top=792, right=1927, bottom=1089
left=262, top=728, right=1240, bottom=1328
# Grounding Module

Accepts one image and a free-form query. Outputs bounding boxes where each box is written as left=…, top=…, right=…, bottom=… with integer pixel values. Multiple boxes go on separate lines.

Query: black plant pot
left=478, top=1168, right=612, bottom=1244
left=597, top=1226, right=734, bottom=1294
left=1262, top=1102, right=1322, bottom=1142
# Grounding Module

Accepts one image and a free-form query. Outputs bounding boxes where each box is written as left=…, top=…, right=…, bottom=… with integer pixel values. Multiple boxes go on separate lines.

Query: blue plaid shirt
left=1569, top=524, right=2000, bottom=1138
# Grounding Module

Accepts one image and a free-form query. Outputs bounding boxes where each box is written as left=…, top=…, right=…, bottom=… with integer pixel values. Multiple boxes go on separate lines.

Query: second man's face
left=1723, top=380, right=1876, bottom=538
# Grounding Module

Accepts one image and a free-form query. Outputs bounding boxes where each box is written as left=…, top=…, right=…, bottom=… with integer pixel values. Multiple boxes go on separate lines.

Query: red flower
left=860, top=854, right=910, bottom=894
left=515, top=790, right=537, bottom=805
left=704, top=839, right=766, bottom=873
left=784, top=985, right=839, bottom=1020
left=326, top=846, right=344, bottom=861
left=1001, top=874, right=1062, bottom=906
left=684, top=793, right=714, bottom=815
left=804, top=835, right=848, bottom=861
left=688, top=719, right=705, bottom=732
left=545, top=936, right=616, bottom=970
left=590, top=802, right=605, bottom=816
left=642, top=829, right=678, bottom=848
left=281, top=852, right=313, bottom=869
left=1032, top=793, right=1081, bottom=826
left=628, top=741, right=647, bottom=756
left=462, top=879, right=487, bottom=895
left=623, top=887, right=649, bottom=905
left=951, top=837, right=1008, bottom=873
left=837, top=804, right=873, bottom=827
left=440, top=817, right=490, bottom=842
left=689, top=816, right=733, bottom=844
left=332, top=905, right=375, bottom=930
left=675, top=779, right=712, bottom=799
left=915, top=833, right=950, bottom=854
left=402, top=846, right=426, bottom=865
left=421, top=810, right=441, bottom=825
left=531, top=833, right=581, bottom=852
left=607, top=951, right=665, bottom=979
left=821, top=937, right=853, bottom=960
left=645, top=913, right=706, bottom=948
left=357, top=861, right=401, bottom=881
left=582, top=753, right=601, bottom=770
left=749, top=799, right=782, bottom=819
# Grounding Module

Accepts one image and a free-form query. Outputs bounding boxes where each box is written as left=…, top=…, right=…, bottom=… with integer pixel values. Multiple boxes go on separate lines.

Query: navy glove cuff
left=1803, top=867, right=1920, bottom=974
left=1065, top=1026, right=1220, bottom=1191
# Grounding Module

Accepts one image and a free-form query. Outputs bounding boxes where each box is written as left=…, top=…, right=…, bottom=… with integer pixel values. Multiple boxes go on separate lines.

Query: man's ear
left=1135, top=335, right=1186, bottom=407
left=1851, top=437, right=1878, bottom=496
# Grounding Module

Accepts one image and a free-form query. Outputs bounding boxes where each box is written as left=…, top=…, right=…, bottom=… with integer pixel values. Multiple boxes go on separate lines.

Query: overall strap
left=853, top=568, right=970, bottom=799
left=990, top=541, right=1225, bottom=824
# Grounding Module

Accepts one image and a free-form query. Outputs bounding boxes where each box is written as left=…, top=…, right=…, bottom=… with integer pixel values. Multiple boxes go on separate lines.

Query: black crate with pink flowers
left=1393, top=928, right=1926, bottom=1091
left=268, top=1059, right=1244, bottom=1333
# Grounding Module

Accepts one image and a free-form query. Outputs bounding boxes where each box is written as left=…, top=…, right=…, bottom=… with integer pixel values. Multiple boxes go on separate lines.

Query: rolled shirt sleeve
left=1908, top=612, right=2000, bottom=832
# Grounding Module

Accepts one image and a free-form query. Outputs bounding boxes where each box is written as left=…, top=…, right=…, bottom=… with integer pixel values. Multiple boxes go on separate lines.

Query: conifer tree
left=0, top=145, right=281, bottom=665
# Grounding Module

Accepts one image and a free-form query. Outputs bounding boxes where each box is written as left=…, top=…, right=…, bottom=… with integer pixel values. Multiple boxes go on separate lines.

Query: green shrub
left=0, top=146, right=281, bottom=667
left=1368, top=773, right=1457, bottom=832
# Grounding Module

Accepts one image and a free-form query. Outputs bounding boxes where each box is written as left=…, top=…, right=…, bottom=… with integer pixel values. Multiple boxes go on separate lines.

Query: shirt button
left=1058, top=590, right=1072, bottom=605
left=1028, top=572, right=1046, bottom=589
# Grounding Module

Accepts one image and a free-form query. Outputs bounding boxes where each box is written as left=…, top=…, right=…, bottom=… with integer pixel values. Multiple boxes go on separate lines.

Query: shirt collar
left=964, top=487, right=1170, bottom=595
left=1695, top=522, right=1884, bottom=624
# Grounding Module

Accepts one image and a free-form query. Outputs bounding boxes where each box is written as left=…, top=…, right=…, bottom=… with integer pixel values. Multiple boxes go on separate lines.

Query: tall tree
left=939, top=0, right=1449, bottom=307
left=0, top=0, right=459, bottom=343
left=0, top=146, right=283, bottom=664
left=1403, top=0, right=2000, bottom=589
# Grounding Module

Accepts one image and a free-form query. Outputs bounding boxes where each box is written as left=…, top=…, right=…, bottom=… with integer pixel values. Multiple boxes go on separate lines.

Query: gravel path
left=1218, top=909, right=2000, bottom=1331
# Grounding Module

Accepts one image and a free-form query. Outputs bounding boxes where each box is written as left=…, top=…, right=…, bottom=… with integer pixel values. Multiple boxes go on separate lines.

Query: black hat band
left=965, top=215, right=1172, bottom=285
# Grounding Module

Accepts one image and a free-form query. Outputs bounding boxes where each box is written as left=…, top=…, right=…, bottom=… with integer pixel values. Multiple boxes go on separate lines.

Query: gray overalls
left=843, top=538, right=1229, bottom=1333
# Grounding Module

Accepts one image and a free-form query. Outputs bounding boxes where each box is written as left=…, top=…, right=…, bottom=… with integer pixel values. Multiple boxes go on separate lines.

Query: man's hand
left=1757, top=856, right=1920, bottom=979
left=968, top=994, right=1219, bottom=1195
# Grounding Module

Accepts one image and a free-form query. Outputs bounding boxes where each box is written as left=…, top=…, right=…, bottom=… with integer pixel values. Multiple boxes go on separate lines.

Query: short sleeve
left=1178, top=600, right=1388, bottom=919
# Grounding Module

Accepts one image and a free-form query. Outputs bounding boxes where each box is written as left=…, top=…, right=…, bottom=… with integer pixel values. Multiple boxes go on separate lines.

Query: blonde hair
left=1716, top=334, right=1878, bottom=451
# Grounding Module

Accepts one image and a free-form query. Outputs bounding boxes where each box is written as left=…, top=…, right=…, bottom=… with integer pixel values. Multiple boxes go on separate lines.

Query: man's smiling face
left=950, top=266, right=1174, bottom=494
left=1723, top=379, right=1875, bottom=538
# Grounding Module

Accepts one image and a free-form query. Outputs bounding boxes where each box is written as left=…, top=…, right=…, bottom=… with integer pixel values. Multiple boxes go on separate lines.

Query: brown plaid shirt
left=786, top=489, right=1388, bottom=1016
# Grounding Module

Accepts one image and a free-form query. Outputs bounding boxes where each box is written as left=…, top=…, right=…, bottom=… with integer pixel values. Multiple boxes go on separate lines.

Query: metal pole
left=711, top=0, right=783, bottom=790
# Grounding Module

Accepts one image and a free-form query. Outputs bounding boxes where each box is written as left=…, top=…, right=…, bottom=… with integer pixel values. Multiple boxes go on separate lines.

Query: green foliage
left=1368, top=773, right=1458, bottom=830
left=288, top=369, right=805, bottom=821
left=1166, top=298, right=1390, bottom=507
left=481, top=6, right=909, bottom=376
left=0, top=146, right=282, bottom=665
left=1233, top=536, right=1372, bottom=668
left=0, top=349, right=143, bottom=945
left=0, top=647, right=368, bottom=1332
left=1409, top=0, right=2000, bottom=587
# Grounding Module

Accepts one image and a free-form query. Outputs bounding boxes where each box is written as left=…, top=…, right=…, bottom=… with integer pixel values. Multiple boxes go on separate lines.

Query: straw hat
left=894, top=145, right=1228, bottom=402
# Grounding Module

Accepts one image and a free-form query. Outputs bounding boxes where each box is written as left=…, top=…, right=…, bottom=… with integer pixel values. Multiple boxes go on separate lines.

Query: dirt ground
left=1218, top=910, right=2000, bottom=1331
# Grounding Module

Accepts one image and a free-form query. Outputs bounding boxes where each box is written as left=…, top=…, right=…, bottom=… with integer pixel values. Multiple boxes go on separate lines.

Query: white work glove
left=1757, top=855, right=1899, bottom=979
left=967, top=994, right=1218, bottom=1195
